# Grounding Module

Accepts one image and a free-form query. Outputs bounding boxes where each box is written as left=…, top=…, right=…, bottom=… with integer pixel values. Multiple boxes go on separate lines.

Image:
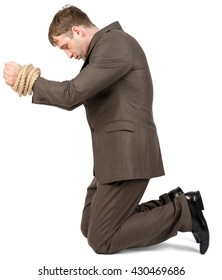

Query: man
left=3, top=5, right=209, bottom=254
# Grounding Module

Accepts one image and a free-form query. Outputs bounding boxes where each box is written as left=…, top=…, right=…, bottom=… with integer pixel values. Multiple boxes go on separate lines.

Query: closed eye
left=60, top=44, right=67, bottom=50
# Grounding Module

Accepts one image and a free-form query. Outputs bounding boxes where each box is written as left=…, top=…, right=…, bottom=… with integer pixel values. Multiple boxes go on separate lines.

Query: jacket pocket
left=104, top=120, right=135, bottom=133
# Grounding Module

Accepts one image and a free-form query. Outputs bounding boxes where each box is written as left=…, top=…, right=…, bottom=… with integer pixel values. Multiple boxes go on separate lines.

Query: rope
left=12, top=64, right=41, bottom=97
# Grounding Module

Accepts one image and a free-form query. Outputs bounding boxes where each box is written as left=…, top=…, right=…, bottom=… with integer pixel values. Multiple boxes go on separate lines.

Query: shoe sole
left=195, top=191, right=209, bottom=254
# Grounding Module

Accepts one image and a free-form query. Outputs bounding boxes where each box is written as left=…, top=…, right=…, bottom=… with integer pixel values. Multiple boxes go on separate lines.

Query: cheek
left=81, top=44, right=88, bottom=57
left=75, top=40, right=85, bottom=54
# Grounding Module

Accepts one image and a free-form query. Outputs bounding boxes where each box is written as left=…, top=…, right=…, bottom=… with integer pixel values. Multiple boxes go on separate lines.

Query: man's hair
left=48, top=4, right=94, bottom=46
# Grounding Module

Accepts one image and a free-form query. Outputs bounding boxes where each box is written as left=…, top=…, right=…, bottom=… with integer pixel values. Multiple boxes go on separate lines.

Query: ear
left=71, top=26, right=85, bottom=37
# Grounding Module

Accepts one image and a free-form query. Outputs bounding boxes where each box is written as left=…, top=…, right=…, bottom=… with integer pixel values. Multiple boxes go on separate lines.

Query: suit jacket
left=32, top=21, right=165, bottom=184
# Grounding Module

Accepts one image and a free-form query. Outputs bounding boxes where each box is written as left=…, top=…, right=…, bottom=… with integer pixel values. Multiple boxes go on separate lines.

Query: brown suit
left=32, top=21, right=164, bottom=184
left=32, top=22, right=191, bottom=253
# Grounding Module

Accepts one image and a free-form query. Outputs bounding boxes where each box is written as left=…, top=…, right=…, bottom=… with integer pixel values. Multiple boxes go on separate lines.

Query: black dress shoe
left=168, top=187, right=200, bottom=244
left=168, top=186, right=184, bottom=200
left=186, top=191, right=209, bottom=254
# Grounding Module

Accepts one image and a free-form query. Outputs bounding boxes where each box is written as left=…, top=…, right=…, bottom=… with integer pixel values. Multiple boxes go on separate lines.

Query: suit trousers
left=81, top=178, right=192, bottom=254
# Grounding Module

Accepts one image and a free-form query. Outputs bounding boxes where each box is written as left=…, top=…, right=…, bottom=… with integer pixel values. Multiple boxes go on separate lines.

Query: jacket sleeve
left=32, top=32, right=132, bottom=110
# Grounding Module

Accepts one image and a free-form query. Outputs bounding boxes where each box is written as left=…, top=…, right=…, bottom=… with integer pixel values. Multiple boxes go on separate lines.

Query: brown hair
left=48, top=5, right=94, bottom=46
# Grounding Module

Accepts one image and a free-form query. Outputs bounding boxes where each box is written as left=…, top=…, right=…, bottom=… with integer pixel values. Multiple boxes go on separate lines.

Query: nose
left=64, top=49, right=73, bottom=58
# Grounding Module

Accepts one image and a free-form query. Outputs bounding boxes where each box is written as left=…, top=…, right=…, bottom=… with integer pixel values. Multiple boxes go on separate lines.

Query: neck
left=86, top=25, right=99, bottom=43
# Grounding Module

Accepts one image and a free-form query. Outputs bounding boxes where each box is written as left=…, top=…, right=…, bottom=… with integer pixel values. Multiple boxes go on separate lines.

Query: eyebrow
left=52, top=38, right=62, bottom=49
left=53, top=35, right=67, bottom=49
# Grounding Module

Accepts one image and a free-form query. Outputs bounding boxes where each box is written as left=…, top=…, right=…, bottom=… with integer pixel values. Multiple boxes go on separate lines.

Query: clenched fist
left=3, top=61, right=22, bottom=86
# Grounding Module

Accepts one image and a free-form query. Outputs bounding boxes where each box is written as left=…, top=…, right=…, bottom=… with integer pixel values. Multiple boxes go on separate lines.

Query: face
left=52, top=26, right=89, bottom=61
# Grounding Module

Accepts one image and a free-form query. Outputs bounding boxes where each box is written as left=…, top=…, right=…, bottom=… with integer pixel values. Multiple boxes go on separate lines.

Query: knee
left=87, top=232, right=111, bottom=254
left=87, top=232, right=101, bottom=253
left=80, top=223, right=88, bottom=238
left=80, top=224, right=108, bottom=253
left=80, top=218, right=88, bottom=238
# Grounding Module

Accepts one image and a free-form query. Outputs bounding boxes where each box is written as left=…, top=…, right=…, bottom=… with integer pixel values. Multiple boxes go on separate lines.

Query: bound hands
left=3, top=61, right=40, bottom=96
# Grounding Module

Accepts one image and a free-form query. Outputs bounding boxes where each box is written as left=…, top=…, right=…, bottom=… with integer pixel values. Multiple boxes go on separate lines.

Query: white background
left=0, top=0, right=221, bottom=279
